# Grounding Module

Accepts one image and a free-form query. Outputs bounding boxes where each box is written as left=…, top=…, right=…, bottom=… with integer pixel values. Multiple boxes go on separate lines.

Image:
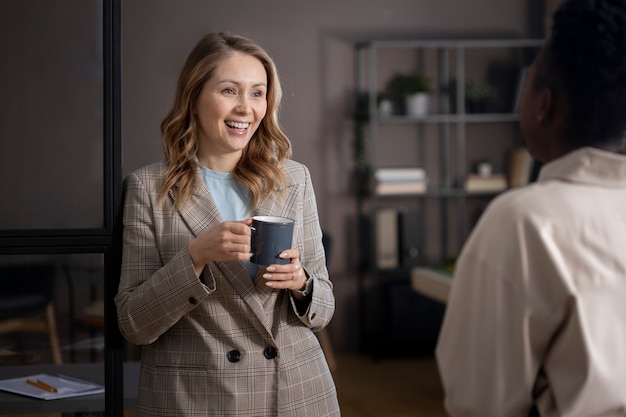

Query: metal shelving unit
left=354, top=38, right=543, bottom=356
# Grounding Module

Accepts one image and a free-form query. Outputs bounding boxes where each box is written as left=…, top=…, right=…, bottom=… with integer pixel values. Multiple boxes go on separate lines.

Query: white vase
left=405, top=93, right=429, bottom=117
left=378, top=99, right=393, bottom=117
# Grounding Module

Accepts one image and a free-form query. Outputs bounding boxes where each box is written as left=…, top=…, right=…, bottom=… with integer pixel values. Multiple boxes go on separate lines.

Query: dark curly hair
left=540, top=0, right=626, bottom=148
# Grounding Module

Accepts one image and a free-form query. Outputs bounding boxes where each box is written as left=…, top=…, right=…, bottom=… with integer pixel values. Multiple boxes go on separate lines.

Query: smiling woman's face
left=195, top=51, right=268, bottom=171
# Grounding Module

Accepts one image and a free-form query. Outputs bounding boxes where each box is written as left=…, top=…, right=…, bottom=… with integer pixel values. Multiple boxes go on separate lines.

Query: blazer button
left=188, top=296, right=197, bottom=305
left=227, top=350, right=241, bottom=363
left=263, top=346, right=277, bottom=360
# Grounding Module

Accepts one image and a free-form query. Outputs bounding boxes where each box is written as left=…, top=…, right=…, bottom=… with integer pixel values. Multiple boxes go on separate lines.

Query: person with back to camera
left=114, top=32, right=340, bottom=416
left=436, top=0, right=626, bottom=416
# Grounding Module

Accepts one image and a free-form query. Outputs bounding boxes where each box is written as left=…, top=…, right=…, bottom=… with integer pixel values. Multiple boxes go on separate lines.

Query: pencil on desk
left=27, top=379, right=58, bottom=393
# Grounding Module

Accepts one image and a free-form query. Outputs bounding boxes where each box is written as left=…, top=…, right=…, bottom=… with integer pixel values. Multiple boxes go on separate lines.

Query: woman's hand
left=262, top=249, right=308, bottom=293
left=188, top=218, right=253, bottom=276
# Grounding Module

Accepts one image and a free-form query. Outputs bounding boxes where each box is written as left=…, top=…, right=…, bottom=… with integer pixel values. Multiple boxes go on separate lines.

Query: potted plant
left=464, top=80, right=497, bottom=113
left=386, top=72, right=432, bottom=117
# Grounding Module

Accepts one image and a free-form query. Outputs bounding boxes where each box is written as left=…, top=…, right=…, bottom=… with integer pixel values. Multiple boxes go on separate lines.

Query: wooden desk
left=0, top=361, right=139, bottom=414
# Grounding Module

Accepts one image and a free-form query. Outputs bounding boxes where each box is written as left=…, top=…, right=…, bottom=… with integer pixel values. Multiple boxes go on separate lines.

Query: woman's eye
left=223, top=87, right=236, bottom=95
left=252, top=90, right=265, bottom=98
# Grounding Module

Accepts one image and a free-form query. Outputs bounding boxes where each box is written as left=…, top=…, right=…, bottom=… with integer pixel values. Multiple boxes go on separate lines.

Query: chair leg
left=45, top=303, right=63, bottom=364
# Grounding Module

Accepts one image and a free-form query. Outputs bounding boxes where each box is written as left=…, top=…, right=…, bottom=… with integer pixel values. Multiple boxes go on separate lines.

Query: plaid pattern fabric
left=115, top=160, right=339, bottom=416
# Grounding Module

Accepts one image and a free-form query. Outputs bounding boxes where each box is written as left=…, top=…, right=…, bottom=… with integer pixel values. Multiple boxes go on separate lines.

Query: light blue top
left=201, top=166, right=258, bottom=278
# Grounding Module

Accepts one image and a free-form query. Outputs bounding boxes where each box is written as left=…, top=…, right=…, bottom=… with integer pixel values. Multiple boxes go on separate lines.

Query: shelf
left=375, top=188, right=503, bottom=198
left=378, top=113, right=520, bottom=124
left=357, top=38, right=544, bottom=50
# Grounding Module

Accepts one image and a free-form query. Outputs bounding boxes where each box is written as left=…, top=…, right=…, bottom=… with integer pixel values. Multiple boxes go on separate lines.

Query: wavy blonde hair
left=158, top=32, right=291, bottom=210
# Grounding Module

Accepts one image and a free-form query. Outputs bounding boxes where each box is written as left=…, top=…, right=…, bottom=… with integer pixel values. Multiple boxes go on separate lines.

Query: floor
left=334, top=354, right=448, bottom=417
left=1, top=353, right=447, bottom=417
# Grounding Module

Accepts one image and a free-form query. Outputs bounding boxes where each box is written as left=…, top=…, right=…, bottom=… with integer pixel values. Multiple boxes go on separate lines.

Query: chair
left=0, top=263, right=62, bottom=364
left=62, top=262, right=105, bottom=362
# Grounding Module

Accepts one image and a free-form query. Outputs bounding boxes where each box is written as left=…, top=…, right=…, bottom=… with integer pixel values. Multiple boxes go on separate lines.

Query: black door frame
left=0, top=0, right=123, bottom=415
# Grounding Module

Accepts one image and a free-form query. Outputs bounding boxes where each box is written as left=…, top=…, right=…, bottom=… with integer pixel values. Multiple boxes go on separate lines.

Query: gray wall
left=122, top=0, right=540, bottom=353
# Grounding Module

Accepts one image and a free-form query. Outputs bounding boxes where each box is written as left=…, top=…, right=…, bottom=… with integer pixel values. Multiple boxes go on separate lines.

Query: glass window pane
left=0, top=0, right=104, bottom=230
left=0, top=253, right=106, bottom=414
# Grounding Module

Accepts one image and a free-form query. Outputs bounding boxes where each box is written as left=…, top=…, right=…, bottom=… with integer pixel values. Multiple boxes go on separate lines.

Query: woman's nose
left=235, top=97, right=250, bottom=113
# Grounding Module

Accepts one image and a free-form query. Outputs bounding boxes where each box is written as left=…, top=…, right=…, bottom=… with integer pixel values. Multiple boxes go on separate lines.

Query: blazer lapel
left=174, top=184, right=222, bottom=238
left=254, top=182, right=299, bottom=221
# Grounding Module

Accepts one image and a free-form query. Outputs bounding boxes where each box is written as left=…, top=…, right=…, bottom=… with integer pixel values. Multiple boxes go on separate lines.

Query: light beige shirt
left=436, top=147, right=626, bottom=417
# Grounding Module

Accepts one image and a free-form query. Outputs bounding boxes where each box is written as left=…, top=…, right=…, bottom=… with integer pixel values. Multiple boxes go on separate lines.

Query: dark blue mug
left=250, top=216, right=295, bottom=265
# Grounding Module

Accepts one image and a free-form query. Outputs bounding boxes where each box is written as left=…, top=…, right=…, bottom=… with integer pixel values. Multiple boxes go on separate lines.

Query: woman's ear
left=536, top=86, right=554, bottom=124
left=536, top=87, right=552, bottom=123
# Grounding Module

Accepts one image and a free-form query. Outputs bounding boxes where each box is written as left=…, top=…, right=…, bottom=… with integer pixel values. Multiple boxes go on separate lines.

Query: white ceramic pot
left=405, top=93, right=429, bottom=117
left=378, top=99, right=393, bottom=117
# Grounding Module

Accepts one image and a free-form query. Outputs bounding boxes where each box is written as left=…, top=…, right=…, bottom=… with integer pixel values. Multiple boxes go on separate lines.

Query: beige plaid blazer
left=115, top=159, right=340, bottom=417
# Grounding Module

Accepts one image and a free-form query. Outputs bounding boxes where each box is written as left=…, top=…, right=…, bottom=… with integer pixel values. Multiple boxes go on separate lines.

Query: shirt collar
left=538, top=147, right=626, bottom=187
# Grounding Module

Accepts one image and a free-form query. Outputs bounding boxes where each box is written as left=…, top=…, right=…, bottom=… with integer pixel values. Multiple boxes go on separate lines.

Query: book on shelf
left=376, top=181, right=427, bottom=195
left=374, top=167, right=426, bottom=182
left=374, top=167, right=428, bottom=195
left=410, top=267, right=453, bottom=303
left=508, top=147, right=533, bottom=188
left=464, top=173, right=508, bottom=193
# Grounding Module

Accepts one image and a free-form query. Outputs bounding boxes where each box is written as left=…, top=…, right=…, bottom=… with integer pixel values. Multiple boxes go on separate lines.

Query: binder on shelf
left=398, top=209, right=421, bottom=267
left=508, top=147, right=533, bottom=188
left=376, top=208, right=399, bottom=269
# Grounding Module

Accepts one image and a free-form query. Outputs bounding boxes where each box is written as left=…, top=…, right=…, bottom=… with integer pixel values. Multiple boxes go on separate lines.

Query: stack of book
left=374, top=167, right=428, bottom=195
left=464, top=173, right=508, bottom=193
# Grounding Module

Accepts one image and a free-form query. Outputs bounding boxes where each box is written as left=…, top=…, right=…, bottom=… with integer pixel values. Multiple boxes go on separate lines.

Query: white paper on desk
left=0, top=373, right=104, bottom=400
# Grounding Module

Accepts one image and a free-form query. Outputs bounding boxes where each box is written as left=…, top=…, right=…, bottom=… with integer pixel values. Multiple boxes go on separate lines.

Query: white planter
left=378, top=99, right=393, bottom=117
left=405, top=93, right=429, bottom=117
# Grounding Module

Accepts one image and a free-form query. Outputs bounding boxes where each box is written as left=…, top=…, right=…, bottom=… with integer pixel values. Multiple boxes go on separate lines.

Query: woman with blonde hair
left=115, top=32, right=339, bottom=416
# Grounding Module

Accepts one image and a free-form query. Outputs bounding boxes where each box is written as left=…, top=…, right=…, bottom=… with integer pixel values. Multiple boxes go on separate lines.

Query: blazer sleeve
left=288, top=163, right=335, bottom=332
left=114, top=170, right=214, bottom=345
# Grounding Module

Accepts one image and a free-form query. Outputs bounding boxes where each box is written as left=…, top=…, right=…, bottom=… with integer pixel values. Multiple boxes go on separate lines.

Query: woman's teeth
left=225, top=121, right=249, bottom=129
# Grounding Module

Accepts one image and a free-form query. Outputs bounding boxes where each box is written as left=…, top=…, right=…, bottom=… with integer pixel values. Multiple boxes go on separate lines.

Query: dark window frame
left=0, top=0, right=123, bottom=415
